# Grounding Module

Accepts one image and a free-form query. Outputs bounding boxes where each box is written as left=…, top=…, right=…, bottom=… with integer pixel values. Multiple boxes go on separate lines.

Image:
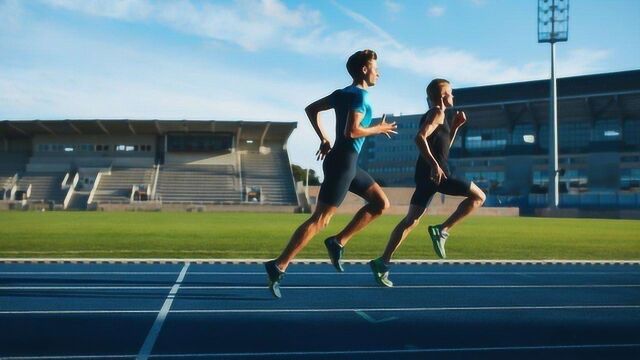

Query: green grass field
left=0, top=212, right=638, bottom=260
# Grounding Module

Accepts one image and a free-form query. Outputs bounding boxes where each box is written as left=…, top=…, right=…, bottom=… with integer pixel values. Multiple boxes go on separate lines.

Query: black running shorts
left=410, top=172, right=472, bottom=208
left=318, top=145, right=375, bottom=207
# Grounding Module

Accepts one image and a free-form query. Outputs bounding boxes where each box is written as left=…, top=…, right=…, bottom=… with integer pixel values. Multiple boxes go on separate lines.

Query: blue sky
left=1, top=0, right=639, bottom=177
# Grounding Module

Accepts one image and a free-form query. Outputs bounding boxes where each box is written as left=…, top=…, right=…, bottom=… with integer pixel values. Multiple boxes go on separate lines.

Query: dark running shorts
left=410, top=173, right=472, bottom=208
left=318, top=145, right=375, bottom=207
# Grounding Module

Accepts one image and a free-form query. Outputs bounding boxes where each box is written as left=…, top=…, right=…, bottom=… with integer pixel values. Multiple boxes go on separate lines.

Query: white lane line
left=182, top=284, right=640, bottom=289
left=0, top=286, right=172, bottom=290
left=1, top=271, right=639, bottom=275
left=0, top=356, right=134, bottom=359
left=137, top=262, right=190, bottom=360
left=147, top=343, right=640, bottom=357
left=3, top=343, right=640, bottom=359
left=170, top=304, right=640, bottom=314
left=0, top=272, right=180, bottom=275
left=2, top=284, right=639, bottom=290
left=0, top=310, right=158, bottom=314
left=2, top=304, right=640, bottom=315
left=188, top=271, right=640, bottom=275
left=0, top=355, right=135, bottom=359
left=2, top=258, right=640, bottom=265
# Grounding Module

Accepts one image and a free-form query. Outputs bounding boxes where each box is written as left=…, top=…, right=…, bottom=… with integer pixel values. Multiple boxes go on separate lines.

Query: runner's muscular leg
left=276, top=201, right=337, bottom=271
left=334, top=182, right=390, bottom=246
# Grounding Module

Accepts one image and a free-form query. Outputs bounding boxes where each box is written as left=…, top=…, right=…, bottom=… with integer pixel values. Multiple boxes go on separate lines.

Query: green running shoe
left=368, top=257, right=393, bottom=287
left=264, top=259, right=285, bottom=298
left=428, top=225, right=448, bottom=259
left=324, top=236, right=345, bottom=272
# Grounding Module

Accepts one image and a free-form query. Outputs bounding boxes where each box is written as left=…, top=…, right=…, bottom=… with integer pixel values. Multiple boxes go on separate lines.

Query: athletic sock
left=439, top=225, right=449, bottom=239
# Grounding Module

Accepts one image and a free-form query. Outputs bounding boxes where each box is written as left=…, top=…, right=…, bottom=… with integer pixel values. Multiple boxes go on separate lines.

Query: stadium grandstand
left=0, top=120, right=300, bottom=211
left=359, top=70, right=640, bottom=216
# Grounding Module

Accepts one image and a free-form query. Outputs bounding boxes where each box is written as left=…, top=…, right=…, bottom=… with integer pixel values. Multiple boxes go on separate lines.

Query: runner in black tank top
left=414, top=110, right=452, bottom=181
left=369, top=79, right=487, bottom=288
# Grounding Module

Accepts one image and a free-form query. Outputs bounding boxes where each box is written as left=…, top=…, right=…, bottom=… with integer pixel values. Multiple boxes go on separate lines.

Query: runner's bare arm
left=346, top=113, right=397, bottom=139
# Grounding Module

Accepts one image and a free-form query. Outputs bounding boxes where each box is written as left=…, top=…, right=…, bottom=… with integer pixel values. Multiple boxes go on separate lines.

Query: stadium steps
left=15, top=172, right=67, bottom=204
left=241, top=151, right=298, bottom=205
left=67, top=191, right=90, bottom=210
left=155, top=165, right=241, bottom=203
left=93, top=167, right=155, bottom=203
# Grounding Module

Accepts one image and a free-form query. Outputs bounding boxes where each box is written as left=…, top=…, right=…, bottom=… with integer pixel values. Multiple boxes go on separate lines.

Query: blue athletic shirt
left=328, top=85, right=373, bottom=153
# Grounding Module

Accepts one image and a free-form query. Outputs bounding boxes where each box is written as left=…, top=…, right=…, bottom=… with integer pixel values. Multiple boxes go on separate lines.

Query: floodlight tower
left=538, top=0, right=569, bottom=208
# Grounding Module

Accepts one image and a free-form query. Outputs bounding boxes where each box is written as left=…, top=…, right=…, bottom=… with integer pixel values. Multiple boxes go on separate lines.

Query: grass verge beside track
left=0, top=212, right=638, bottom=259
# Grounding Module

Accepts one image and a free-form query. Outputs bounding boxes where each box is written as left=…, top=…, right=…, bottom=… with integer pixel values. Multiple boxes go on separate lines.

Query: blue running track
left=1, top=261, right=639, bottom=359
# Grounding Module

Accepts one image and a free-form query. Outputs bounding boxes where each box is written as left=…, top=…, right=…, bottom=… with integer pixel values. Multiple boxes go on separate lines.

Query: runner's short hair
left=426, top=78, right=450, bottom=102
left=346, top=50, right=377, bottom=80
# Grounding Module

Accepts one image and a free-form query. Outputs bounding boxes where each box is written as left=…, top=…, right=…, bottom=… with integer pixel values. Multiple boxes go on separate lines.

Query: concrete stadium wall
left=91, top=202, right=299, bottom=213
left=1, top=201, right=61, bottom=211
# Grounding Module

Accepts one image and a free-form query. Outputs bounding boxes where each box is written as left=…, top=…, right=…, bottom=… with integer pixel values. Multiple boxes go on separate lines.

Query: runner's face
left=441, top=84, right=453, bottom=107
left=364, top=60, right=379, bottom=87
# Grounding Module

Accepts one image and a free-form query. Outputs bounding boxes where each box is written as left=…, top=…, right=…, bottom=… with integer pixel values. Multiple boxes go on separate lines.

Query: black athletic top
left=416, top=110, right=452, bottom=176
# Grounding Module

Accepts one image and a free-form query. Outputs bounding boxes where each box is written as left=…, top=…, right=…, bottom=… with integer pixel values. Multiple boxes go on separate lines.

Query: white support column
left=236, top=126, right=242, bottom=151
left=548, top=42, right=560, bottom=208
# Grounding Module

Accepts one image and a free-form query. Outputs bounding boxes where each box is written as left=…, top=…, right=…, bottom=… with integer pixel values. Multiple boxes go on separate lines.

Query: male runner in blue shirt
left=265, top=49, right=398, bottom=298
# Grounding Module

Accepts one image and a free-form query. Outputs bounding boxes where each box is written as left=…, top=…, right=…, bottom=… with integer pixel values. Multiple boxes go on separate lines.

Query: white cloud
left=330, top=0, right=404, bottom=50
left=41, top=0, right=321, bottom=51
left=382, top=46, right=612, bottom=85
left=556, top=48, right=611, bottom=77
left=427, top=5, right=445, bottom=17
left=384, top=0, right=402, bottom=14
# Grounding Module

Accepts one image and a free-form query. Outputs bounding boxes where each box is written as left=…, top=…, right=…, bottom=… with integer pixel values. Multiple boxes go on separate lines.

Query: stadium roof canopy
left=441, top=70, right=640, bottom=129
left=454, top=70, right=640, bottom=107
left=0, top=120, right=297, bottom=143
